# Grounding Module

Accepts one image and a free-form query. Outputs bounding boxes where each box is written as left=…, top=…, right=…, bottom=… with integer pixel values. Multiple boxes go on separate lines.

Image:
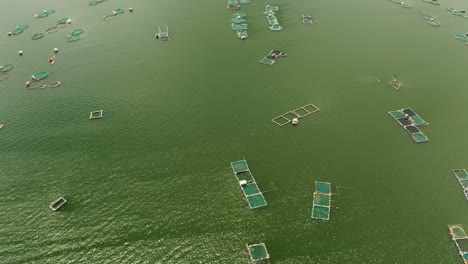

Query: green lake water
left=1, top=0, right=468, bottom=263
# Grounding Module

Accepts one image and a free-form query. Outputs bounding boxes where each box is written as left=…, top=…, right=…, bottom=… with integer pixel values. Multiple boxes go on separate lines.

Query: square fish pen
left=231, top=160, right=267, bottom=209
left=89, top=110, right=103, bottom=119
left=311, top=181, right=332, bottom=220
left=452, top=169, right=468, bottom=200
left=259, top=50, right=287, bottom=65
left=272, top=104, right=320, bottom=126
left=388, top=108, right=429, bottom=143
left=448, top=225, right=468, bottom=263
left=247, top=243, right=270, bottom=263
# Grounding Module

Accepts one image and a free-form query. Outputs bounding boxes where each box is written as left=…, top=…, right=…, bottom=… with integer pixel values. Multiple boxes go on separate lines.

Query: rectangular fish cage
left=156, top=26, right=169, bottom=40
left=49, top=197, right=67, bottom=211
left=90, top=110, right=103, bottom=119
left=388, top=108, right=429, bottom=143
left=452, top=169, right=468, bottom=200
left=227, top=0, right=240, bottom=9
left=302, top=14, right=315, bottom=24
left=247, top=243, right=270, bottom=263
left=448, top=225, right=468, bottom=263
left=272, top=104, right=320, bottom=126
left=260, top=50, right=287, bottom=65
left=231, top=160, right=267, bottom=209
left=311, top=181, right=332, bottom=220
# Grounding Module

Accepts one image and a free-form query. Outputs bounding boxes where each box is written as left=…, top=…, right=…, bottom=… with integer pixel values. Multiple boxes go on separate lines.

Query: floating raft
left=90, top=110, right=103, bottom=119
left=237, top=30, right=248, bottom=39
left=388, top=108, right=429, bottom=143
left=234, top=13, right=246, bottom=18
left=17, top=25, right=29, bottom=30
left=232, top=23, right=247, bottom=31
left=448, top=225, right=468, bottom=263
left=272, top=104, right=319, bottom=126
left=311, top=181, right=332, bottom=221
left=155, top=26, right=169, bottom=40
left=240, top=0, right=252, bottom=4
left=247, top=243, right=270, bottom=263
left=421, top=13, right=434, bottom=20
left=266, top=14, right=282, bottom=31
left=423, top=0, right=440, bottom=5
left=456, top=34, right=468, bottom=41
left=452, top=169, right=468, bottom=200
left=49, top=197, right=67, bottom=211
left=302, top=14, right=315, bottom=24
left=32, top=71, right=49, bottom=80
left=452, top=10, right=467, bottom=16
left=231, top=17, right=246, bottom=23
left=32, top=33, right=44, bottom=40
left=428, top=20, right=441, bottom=27
left=263, top=5, right=279, bottom=15
left=0, top=64, right=14, bottom=72
left=227, top=0, right=240, bottom=10
left=259, top=50, right=287, bottom=65
left=67, top=35, right=80, bottom=42
left=231, top=160, right=267, bottom=209
left=401, top=3, right=412, bottom=8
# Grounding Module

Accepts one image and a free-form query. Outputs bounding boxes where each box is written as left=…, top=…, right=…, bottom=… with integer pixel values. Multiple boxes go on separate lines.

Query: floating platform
left=156, top=26, right=169, bottom=40
left=452, top=169, right=468, bottom=200
left=272, top=103, right=319, bottom=126
left=90, top=110, right=103, bottom=119
left=49, top=197, right=67, bottom=211
left=237, top=30, right=248, bottom=40
left=231, top=17, right=246, bottom=23
left=302, top=14, right=315, bottom=24
left=448, top=225, right=468, bottom=263
left=231, top=160, right=267, bottom=209
left=32, top=71, right=49, bottom=80
left=228, top=0, right=240, bottom=9
left=388, top=108, right=429, bottom=143
left=247, top=243, right=270, bottom=263
left=311, top=181, right=332, bottom=221
left=259, top=50, right=287, bottom=65
left=456, top=34, right=468, bottom=41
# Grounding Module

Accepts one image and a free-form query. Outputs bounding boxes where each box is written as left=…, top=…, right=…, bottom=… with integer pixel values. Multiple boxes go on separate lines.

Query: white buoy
left=18, top=50, right=23, bottom=56
left=66, top=19, right=72, bottom=24
left=7, top=32, right=12, bottom=36
left=241, top=36, right=246, bottom=40
left=129, top=8, right=133, bottom=12
left=292, top=118, right=299, bottom=125
left=54, top=48, right=59, bottom=53
left=34, top=14, right=39, bottom=18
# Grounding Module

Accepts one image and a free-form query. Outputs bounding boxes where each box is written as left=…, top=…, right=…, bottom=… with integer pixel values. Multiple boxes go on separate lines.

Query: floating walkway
left=227, top=0, right=240, bottom=10
left=388, top=108, right=429, bottom=143
left=49, top=197, right=67, bottom=211
left=259, top=50, right=287, bottom=65
left=272, top=104, right=319, bottom=126
left=448, top=225, right=468, bottom=263
left=231, top=160, right=267, bottom=209
left=90, top=110, right=104, bottom=119
left=452, top=169, right=468, bottom=200
left=311, top=181, right=332, bottom=221
left=155, top=26, right=169, bottom=40
left=263, top=6, right=282, bottom=31
left=247, top=243, right=270, bottom=263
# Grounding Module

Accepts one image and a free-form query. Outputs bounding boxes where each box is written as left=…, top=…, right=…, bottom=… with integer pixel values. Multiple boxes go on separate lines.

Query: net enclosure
left=260, top=50, right=287, bottom=65
left=311, top=181, right=332, bottom=220
left=231, top=160, right=267, bottom=209
left=247, top=243, right=270, bottom=263
left=388, top=108, right=429, bottom=143
left=448, top=225, right=468, bottom=263
left=272, top=103, right=319, bottom=126
left=452, top=169, right=468, bottom=200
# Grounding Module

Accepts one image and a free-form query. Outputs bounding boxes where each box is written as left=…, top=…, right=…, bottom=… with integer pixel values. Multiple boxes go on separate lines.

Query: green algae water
left=1, top=0, right=468, bottom=263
